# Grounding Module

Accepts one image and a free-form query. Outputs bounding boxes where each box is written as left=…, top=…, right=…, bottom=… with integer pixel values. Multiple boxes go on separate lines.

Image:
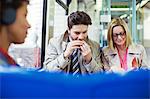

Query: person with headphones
left=0, top=0, right=31, bottom=66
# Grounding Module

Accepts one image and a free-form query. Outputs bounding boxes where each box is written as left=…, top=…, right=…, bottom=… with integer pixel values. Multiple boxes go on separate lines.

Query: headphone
left=1, top=0, right=16, bottom=25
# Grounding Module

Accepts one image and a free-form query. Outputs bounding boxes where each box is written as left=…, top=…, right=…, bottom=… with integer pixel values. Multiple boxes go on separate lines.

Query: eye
left=83, top=31, right=87, bottom=34
left=75, top=32, right=80, bottom=35
left=23, top=12, right=27, bottom=18
left=120, top=32, right=125, bottom=35
left=113, top=34, right=117, bottom=37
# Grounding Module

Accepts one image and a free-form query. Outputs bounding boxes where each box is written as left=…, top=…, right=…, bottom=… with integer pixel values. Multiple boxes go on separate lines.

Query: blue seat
left=0, top=66, right=149, bottom=98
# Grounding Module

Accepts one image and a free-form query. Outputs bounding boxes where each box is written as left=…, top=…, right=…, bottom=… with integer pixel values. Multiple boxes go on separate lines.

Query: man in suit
left=43, top=11, right=103, bottom=75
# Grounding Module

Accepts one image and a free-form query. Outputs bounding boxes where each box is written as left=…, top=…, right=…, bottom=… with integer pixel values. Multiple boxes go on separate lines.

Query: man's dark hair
left=67, top=11, right=92, bottom=29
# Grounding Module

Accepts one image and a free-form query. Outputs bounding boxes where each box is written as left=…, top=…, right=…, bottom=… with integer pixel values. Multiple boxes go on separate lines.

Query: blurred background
left=8, top=0, right=150, bottom=69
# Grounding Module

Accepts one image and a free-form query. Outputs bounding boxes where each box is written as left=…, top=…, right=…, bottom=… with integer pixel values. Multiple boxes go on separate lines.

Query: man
left=43, top=11, right=103, bottom=75
left=0, top=0, right=31, bottom=66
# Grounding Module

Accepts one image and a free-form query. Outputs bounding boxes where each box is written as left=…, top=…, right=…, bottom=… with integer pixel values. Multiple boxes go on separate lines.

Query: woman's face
left=7, top=2, right=30, bottom=44
left=112, top=26, right=126, bottom=46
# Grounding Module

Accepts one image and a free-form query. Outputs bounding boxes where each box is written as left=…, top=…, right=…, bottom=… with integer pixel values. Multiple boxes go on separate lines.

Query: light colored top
left=102, top=44, right=149, bottom=73
left=42, top=32, right=103, bottom=75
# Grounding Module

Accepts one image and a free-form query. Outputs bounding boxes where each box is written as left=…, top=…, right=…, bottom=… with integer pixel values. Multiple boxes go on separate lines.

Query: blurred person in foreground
left=43, top=11, right=104, bottom=75
left=102, top=18, right=149, bottom=74
left=0, top=0, right=30, bottom=67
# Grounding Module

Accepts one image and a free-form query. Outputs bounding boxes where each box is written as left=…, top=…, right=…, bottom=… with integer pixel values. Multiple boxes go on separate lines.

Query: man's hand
left=80, top=41, right=92, bottom=64
left=64, top=40, right=83, bottom=58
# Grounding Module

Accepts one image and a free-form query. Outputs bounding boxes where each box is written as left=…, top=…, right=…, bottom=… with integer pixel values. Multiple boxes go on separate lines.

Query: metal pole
left=41, top=0, right=47, bottom=68
left=132, top=0, right=136, bottom=43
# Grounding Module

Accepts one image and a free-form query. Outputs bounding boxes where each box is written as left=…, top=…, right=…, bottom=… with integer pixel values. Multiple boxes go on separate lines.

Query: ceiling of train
left=144, top=1, right=150, bottom=8
left=111, top=0, right=150, bottom=17
left=79, top=0, right=149, bottom=17
left=57, top=0, right=149, bottom=17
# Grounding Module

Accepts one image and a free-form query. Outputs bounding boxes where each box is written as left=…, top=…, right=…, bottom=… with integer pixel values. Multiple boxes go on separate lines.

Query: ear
left=67, top=28, right=70, bottom=34
left=2, top=8, right=16, bottom=25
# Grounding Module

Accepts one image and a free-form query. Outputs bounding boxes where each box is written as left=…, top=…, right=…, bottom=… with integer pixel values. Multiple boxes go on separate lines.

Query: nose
left=27, top=21, right=31, bottom=29
left=26, top=19, right=31, bottom=29
left=117, top=35, right=122, bottom=39
left=78, top=33, right=84, bottom=40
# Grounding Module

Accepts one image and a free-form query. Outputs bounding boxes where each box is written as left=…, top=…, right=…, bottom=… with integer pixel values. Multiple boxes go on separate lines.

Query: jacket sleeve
left=83, top=42, right=104, bottom=73
left=43, top=39, right=70, bottom=72
left=83, top=54, right=103, bottom=73
left=140, top=45, right=150, bottom=69
left=100, top=48, right=111, bottom=71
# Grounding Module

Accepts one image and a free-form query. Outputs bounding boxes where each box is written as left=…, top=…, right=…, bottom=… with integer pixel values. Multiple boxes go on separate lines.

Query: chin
left=117, top=43, right=125, bottom=46
left=116, top=41, right=125, bottom=45
left=14, top=41, right=25, bottom=44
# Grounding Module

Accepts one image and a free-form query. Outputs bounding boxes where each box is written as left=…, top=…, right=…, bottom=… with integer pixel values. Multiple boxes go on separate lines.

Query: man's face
left=68, top=24, right=88, bottom=41
left=7, top=2, right=30, bottom=44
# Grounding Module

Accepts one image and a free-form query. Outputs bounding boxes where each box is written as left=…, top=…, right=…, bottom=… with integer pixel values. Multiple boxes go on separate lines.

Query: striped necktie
left=70, top=49, right=81, bottom=75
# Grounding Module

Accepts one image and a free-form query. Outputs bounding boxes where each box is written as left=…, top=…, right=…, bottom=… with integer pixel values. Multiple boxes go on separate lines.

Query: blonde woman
left=102, top=18, right=149, bottom=74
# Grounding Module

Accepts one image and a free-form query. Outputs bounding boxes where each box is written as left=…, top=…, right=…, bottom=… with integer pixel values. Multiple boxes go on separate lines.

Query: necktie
left=70, top=49, right=81, bottom=75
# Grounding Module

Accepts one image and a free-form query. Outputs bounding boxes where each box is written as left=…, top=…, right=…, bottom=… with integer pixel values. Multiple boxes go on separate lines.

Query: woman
left=102, top=18, right=149, bottom=74
left=0, top=0, right=30, bottom=66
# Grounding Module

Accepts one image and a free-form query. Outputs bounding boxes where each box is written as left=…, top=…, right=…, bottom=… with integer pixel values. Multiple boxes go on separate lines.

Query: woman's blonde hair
left=107, top=18, right=133, bottom=50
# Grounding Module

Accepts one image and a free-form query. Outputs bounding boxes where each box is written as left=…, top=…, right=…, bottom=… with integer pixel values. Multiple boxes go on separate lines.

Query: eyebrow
left=113, top=32, right=124, bottom=34
left=82, top=30, right=87, bottom=33
left=74, top=30, right=87, bottom=33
